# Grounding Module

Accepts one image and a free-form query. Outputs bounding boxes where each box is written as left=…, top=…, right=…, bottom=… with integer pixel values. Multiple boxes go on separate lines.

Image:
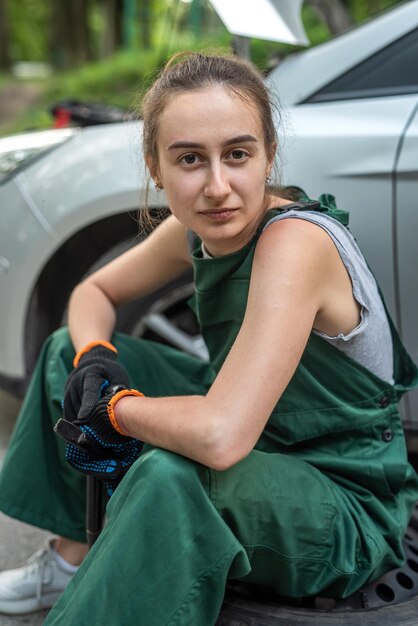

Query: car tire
left=216, top=595, right=418, bottom=626
left=216, top=505, right=418, bottom=626
left=23, top=218, right=207, bottom=397
left=63, top=226, right=207, bottom=360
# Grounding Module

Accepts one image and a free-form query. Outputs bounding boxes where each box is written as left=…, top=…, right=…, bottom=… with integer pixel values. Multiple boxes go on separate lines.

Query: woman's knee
left=42, top=327, right=75, bottom=401
left=43, top=327, right=75, bottom=371
left=105, top=448, right=214, bottom=540
left=138, top=448, right=201, bottom=483
left=118, top=448, right=209, bottom=504
left=48, top=326, right=73, bottom=353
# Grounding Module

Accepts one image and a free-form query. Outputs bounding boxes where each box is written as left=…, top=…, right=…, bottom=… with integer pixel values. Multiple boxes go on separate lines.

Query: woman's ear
left=145, top=156, right=160, bottom=186
left=268, top=141, right=277, bottom=168
left=265, top=142, right=277, bottom=180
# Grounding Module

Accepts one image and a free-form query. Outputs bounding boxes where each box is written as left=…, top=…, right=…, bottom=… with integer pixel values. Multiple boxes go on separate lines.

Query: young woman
left=0, top=52, right=417, bottom=625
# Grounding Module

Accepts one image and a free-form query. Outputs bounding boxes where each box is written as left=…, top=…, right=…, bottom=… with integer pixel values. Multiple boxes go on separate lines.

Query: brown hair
left=139, top=51, right=280, bottom=229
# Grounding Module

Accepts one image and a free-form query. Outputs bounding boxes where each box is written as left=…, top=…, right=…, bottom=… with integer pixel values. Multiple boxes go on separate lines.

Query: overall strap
left=264, top=186, right=349, bottom=228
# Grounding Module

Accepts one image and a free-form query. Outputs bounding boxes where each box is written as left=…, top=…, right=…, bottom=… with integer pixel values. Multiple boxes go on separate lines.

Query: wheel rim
left=130, top=282, right=209, bottom=361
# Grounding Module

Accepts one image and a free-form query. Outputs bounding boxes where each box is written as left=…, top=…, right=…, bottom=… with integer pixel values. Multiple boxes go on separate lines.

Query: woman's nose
left=204, top=165, right=231, bottom=200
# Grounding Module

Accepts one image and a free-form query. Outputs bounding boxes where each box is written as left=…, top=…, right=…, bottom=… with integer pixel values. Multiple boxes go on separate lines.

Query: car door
left=395, top=104, right=418, bottom=423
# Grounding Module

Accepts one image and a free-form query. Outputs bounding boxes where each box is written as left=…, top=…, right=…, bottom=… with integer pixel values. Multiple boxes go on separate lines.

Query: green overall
left=0, top=196, right=417, bottom=626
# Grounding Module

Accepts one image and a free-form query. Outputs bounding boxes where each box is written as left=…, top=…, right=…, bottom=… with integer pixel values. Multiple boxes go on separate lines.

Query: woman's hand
left=63, top=343, right=130, bottom=423
left=57, top=384, right=144, bottom=490
left=64, top=436, right=142, bottom=482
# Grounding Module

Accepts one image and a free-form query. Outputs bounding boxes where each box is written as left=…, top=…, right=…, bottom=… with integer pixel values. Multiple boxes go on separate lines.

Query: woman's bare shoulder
left=254, top=215, right=336, bottom=277
left=253, top=216, right=360, bottom=336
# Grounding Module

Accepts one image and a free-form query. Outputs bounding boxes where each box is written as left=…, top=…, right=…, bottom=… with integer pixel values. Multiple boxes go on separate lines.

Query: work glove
left=55, top=384, right=144, bottom=494
left=65, top=438, right=142, bottom=497
left=63, top=340, right=130, bottom=424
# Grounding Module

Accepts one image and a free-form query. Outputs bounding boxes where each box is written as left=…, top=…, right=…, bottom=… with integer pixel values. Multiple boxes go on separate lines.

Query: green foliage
left=348, top=0, right=404, bottom=22
left=3, top=106, right=51, bottom=135
left=0, top=73, right=9, bottom=88
left=46, top=50, right=158, bottom=108
left=302, top=4, right=333, bottom=45
left=251, top=4, right=332, bottom=73
left=0, top=0, right=408, bottom=136
left=0, top=51, right=156, bottom=135
left=7, top=0, right=50, bottom=61
left=0, top=38, right=230, bottom=135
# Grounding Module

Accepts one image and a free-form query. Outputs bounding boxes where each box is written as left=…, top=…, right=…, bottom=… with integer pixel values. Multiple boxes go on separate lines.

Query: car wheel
left=63, top=223, right=208, bottom=360
left=116, top=271, right=209, bottom=361
left=216, top=505, right=418, bottom=625
left=43, top=225, right=208, bottom=368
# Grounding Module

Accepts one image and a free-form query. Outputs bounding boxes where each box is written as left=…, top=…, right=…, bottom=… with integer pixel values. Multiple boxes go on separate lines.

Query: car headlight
left=0, top=128, right=78, bottom=184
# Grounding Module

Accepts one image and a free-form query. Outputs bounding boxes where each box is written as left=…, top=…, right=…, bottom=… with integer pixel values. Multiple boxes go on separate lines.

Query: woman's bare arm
left=68, top=215, right=192, bottom=351
left=114, top=218, right=357, bottom=470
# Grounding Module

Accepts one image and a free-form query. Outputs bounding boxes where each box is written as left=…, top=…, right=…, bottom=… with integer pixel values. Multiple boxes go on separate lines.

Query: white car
left=0, top=0, right=417, bottom=430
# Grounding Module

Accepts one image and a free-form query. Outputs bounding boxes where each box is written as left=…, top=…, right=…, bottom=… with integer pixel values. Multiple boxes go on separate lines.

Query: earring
left=153, top=181, right=163, bottom=192
left=265, top=175, right=272, bottom=184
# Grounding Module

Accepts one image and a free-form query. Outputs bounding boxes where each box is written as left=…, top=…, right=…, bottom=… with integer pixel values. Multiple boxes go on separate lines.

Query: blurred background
left=0, top=0, right=406, bottom=136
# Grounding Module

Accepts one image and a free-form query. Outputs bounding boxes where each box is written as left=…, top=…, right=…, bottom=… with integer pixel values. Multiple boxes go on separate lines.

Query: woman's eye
left=181, top=154, right=199, bottom=165
left=230, top=150, right=247, bottom=160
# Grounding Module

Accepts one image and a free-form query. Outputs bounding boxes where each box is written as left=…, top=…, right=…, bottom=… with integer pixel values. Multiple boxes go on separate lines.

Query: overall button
left=379, top=396, right=391, bottom=408
left=382, top=428, right=393, bottom=442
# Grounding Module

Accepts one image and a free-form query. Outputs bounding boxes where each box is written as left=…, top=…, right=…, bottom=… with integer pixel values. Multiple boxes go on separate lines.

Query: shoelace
left=23, top=546, right=51, bottom=607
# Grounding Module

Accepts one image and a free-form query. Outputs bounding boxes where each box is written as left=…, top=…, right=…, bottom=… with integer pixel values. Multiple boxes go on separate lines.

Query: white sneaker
left=0, top=539, right=74, bottom=614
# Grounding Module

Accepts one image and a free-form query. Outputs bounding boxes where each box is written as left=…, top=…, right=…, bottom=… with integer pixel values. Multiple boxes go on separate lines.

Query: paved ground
left=0, top=391, right=50, bottom=625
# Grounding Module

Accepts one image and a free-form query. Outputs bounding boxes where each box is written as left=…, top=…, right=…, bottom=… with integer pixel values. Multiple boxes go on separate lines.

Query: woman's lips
left=200, top=209, right=238, bottom=221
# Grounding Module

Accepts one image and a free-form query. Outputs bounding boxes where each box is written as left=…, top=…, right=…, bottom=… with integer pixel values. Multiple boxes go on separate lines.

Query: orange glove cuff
left=73, top=340, right=118, bottom=368
left=107, top=389, right=144, bottom=435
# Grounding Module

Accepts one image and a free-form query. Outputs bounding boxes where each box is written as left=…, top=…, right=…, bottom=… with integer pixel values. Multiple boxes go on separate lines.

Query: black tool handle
left=54, top=418, right=104, bottom=547
left=86, top=475, right=103, bottom=548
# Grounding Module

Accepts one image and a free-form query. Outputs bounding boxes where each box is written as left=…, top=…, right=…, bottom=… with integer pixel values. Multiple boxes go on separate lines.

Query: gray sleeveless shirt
left=263, top=210, right=394, bottom=384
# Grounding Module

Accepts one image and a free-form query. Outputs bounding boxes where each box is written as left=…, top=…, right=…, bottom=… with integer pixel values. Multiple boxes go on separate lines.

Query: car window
left=306, top=27, right=418, bottom=103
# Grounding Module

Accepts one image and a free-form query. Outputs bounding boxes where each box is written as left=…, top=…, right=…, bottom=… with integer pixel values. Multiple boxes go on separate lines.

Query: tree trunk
left=50, top=0, right=72, bottom=68
left=307, top=0, right=353, bottom=35
left=0, top=0, right=12, bottom=70
left=102, top=0, right=123, bottom=56
left=50, top=0, right=92, bottom=68
left=71, top=0, right=92, bottom=64
left=139, top=0, right=152, bottom=49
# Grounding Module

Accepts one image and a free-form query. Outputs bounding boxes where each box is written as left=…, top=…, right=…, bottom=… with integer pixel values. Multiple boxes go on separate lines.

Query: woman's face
left=152, top=85, right=275, bottom=256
